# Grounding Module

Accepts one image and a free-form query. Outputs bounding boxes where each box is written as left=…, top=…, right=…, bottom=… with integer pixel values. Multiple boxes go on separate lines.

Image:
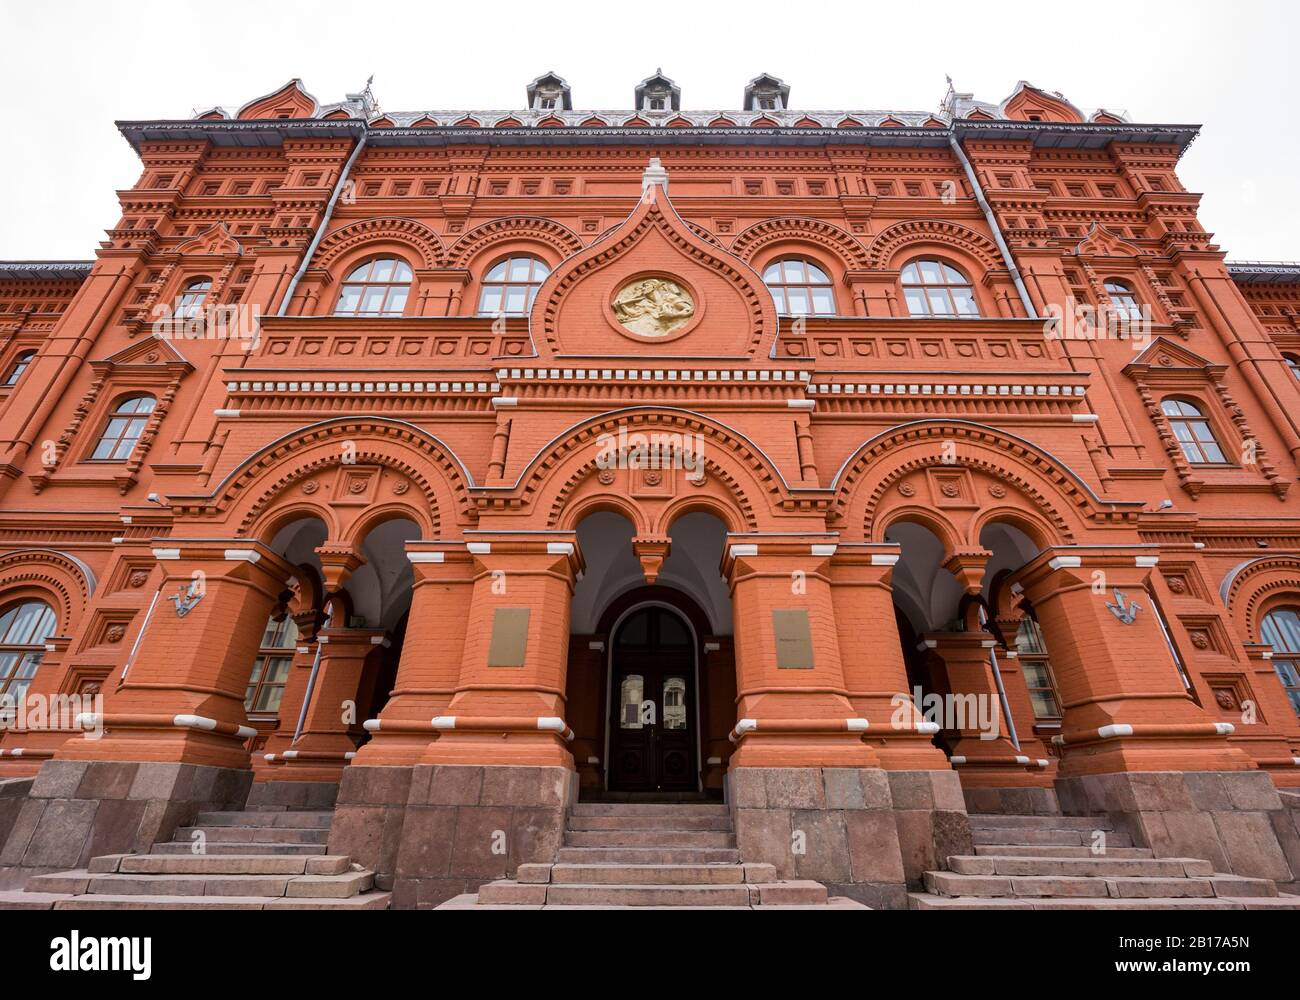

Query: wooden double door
left=608, top=606, right=698, bottom=793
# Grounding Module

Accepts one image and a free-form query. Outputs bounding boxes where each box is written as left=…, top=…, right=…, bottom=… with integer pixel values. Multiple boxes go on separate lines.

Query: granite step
left=44, top=892, right=390, bottom=910
left=567, top=814, right=733, bottom=832
left=547, top=863, right=773, bottom=885
left=27, top=869, right=375, bottom=899
left=909, top=893, right=1244, bottom=911
left=151, top=841, right=324, bottom=856
left=971, top=829, right=1133, bottom=847
left=191, top=810, right=333, bottom=829
left=949, top=855, right=1211, bottom=879
left=554, top=847, right=742, bottom=865
left=172, top=826, right=329, bottom=845
left=565, top=830, right=736, bottom=848
left=969, top=814, right=1113, bottom=831
left=570, top=803, right=730, bottom=817
left=972, top=845, right=1153, bottom=859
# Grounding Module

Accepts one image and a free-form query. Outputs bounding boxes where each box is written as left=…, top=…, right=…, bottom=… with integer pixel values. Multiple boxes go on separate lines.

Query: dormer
left=634, top=70, right=680, bottom=113
left=743, top=74, right=790, bottom=112
left=527, top=72, right=572, bottom=111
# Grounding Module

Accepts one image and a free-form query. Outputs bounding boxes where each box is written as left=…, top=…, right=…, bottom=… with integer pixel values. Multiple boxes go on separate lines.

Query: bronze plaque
left=772, top=609, right=814, bottom=669
left=487, top=607, right=531, bottom=667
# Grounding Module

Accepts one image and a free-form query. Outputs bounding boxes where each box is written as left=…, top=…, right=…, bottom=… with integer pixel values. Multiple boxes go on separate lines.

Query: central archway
left=565, top=509, right=735, bottom=797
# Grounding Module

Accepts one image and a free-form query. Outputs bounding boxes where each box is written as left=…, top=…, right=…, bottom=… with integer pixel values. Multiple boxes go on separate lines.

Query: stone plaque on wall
left=488, top=607, right=531, bottom=667
left=772, top=609, right=814, bottom=669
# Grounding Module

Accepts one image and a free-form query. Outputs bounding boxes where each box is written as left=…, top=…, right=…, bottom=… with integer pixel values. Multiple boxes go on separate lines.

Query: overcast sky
left=1, top=0, right=1296, bottom=261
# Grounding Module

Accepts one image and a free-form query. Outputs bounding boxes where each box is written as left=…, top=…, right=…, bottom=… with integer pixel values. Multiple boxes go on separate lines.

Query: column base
left=1058, top=771, right=1300, bottom=887
left=0, top=759, right=250, bottom=888
left=327, top=763, right=577, bottom=909
left=726, top=767, right=970, bottom=909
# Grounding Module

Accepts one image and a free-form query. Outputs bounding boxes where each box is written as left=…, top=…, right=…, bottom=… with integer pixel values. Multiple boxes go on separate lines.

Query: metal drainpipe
left=979, top=606, right=1021, bottom=752
left=276, top=128, right=368, bottom=317
left=949, top=133, right=1038, bottom=320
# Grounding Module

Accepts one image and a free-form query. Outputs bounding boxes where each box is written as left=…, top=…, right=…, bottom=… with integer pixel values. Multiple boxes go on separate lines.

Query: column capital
left=314, top=541, right=366, bottom=592
left=1010, top=544, right=1161, bottom=595
left=461, top=530, right=583, bottom=577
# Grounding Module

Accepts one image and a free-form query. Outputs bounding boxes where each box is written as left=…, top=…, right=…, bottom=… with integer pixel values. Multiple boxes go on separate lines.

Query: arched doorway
left=565, top=508, right=735, bottom=796
left=606, top=604, right=698, bottom=793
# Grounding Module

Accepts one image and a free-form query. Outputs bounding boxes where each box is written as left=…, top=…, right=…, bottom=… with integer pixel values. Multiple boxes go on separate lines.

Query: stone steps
left=970, top=828, right=1134, bottom=847
left=150, top=842, right=323, bottom=856
left=911, top=812, right=1297, bottom=911
left=570, top=802, right=730, bottom=817
left=192, top=810, right=333, bottom=829
left=0, top=806, right=391, bottom=911
left=969, top=814, right=1113, bottom=831
left=555, top=847, right=742, bottom=865
left=567, top=814, right=733, bottom=831
left=174, top=826, right=329, bottom=844
left=972, top=845, right=1153, bottom=859
left=564, top=830, right=737, bottom=848
left=442, top=800, right=864, bottom=910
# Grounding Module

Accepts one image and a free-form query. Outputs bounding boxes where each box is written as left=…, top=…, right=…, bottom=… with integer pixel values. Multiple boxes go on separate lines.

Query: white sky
left=1, top=0, right=1296, bottom=261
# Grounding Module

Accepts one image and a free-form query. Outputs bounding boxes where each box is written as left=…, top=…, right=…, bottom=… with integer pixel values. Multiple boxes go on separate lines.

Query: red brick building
left=0, top=74, right=1298, bottom=910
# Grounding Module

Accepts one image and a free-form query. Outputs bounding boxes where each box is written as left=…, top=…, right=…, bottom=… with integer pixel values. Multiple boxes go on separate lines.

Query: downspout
left=979, top=606, right=1021, bottom=752
left=949, top=132, right=1038, bottom=320
left=276, top=127, right=368, bottom=317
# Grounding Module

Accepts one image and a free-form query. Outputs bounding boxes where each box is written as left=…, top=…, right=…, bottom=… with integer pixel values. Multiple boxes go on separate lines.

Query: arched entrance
left=564, top=508, right=735, bottom=797
left=606, top=604, right=698, bottom=793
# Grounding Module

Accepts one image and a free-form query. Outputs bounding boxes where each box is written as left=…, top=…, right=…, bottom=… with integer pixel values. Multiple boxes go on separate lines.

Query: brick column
left=259, top=626, right=384, bottom=781
left=923, top=631, right=1050, bottom=787
left=417, top=531, right=582, bottom=769
left=724, top=534, right=877, bottom=769
left=56, top=539, right=294, bottom=771
left=828, top=542, right=949, bottom=770
left=1011, top=546, right=1253, bottom=775
left=349, top=540, right=477, bottom=767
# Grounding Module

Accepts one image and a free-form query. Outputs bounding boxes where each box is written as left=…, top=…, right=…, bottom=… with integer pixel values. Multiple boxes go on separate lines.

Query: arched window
left=175, top=279, right=212, bottom=320
left=0, top=600, right=56, bottom=708
left=762, top=258, right=836, bottom=315
left=477, top=255, right=550, bottom=315
left=1259, top=608, right=1300, bottom=717
left=244, top=614, right=300, bottom=716
left=1013, top=616, right=1062, bottom=721
left=1161, top=398, right=1227, bottom=465
left=900, top=259, right=980, bottom=317
left=333, top=258, right=413, bottom=317
left=2, top=350, right=36, bottom=388
left=1104, top=279, right=1143, bottom=321
left=1285, top=354, right=1300, bottom=381
left=90, top=395, right=156, bottom=462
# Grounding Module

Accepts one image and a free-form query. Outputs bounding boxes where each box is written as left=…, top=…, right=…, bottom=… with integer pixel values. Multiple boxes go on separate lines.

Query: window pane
left=952, top=288, right=979, bottom=316
left=904, top=288, right=929, bottom=316
left=486, top=261, right=508, bottom=281
left=770, top=289, right=787, bottom=314
left=391, top=261, right=413, bottom=281
left=1262, top=610, right=1300, bottom=653
left=359, top=286, right=386, bottom=314
left=619, top=675, right=645, bottom=729
left=811, top=288, right=835, bottom=314
left=901, top=263, right=920, bottom=283
left=919, top=260, right=944, bottom=284
left=504, top=286, right=527, bottom=314
left=763, top=264, right=782, bottom=282
left=786, top=288, right=811, bottom=314
left=370, top=259, right=395, bottom=281
left=663, top=676, right=687, bottom=730
left=658, top=613, right=690, bottom=647
left=335, top=286, right=361, bottom=314
left=385, top=287, right=409, bottom=315
left=478, top=287, right=502, bottom=315
left=508, top=257, right=533, bottom=281
left=927, top=289, right=954, bottom=315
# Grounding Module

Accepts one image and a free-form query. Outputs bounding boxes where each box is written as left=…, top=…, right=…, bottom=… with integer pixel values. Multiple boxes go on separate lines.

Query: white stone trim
left=547, top=542, right=575, bottom=556
left=213, top=409, right=241, bottom=418
left=223, top=549, right=261, bottom=564
left=408, top=552, right=446, bottom=563
left=1048, top=556, right=1083, bottom=570
left=871, top=554, right=901, bottom=567
left=1097, top=724, right=1134, bottom=739
left=728, top=544, right=759, bottom=559
left=152, top=548, right=181, bottom=560
left=430, top=716, right=457, bottom=730
left=846, top=718, right=870, bottom=732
